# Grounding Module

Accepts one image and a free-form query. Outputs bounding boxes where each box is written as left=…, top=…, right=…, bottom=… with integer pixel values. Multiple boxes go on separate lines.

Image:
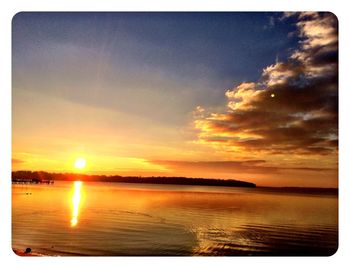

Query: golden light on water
left=71, top=181, right=83, bottom=227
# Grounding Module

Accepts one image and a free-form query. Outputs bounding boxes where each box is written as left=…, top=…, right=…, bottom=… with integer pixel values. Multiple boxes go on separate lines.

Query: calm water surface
left=12, top=181, right=338, bottom=256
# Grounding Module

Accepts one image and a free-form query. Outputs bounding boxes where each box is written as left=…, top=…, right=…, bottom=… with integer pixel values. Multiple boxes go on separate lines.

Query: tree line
left=12, top=171, right=256, bottom=188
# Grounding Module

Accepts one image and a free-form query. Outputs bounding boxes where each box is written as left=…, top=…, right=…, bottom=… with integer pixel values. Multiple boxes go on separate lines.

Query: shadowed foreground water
left=12, top=181, right=338, bottom=256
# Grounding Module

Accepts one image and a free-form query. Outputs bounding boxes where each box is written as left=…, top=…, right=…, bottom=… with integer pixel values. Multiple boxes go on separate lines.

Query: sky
left=12, top=12, right=338, bottom=187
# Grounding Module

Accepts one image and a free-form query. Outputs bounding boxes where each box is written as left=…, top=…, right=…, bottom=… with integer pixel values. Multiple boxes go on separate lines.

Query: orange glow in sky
left=12, top=12, right=338, bottom=188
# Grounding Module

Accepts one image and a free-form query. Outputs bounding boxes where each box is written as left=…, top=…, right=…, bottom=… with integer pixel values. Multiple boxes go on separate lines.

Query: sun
left=74, top=157, right=86, bottom=170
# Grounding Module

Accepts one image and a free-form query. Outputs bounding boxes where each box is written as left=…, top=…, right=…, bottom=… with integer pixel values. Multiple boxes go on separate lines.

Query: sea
left=12, top=181, right=338, bottom=256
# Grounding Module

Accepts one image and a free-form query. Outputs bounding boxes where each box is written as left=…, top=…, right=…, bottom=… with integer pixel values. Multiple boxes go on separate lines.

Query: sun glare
left=74, top=157, right=86, bottom=170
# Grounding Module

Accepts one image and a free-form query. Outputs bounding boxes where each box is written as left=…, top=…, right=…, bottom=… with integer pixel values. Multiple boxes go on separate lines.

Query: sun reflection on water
left=71, top=181, right=83, bottom=227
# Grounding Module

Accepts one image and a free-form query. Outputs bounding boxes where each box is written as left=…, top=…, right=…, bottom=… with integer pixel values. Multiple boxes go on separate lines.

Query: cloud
left=194, top=12, right=338, bottom=156
left=12, top=158, right=25, bottom=165
left=263, top=16, right=276, bottom=30
left=148, top=160, right=336, bottom=175
left=151, top=159, right=278, bottom=174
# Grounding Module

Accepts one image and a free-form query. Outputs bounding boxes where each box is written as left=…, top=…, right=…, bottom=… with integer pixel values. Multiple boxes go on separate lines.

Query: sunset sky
left=12, top=12, right=338, bottom=187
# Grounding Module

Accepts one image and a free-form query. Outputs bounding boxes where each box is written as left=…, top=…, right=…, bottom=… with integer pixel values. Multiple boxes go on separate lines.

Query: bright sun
left=74, top=157, right=86, bottom=170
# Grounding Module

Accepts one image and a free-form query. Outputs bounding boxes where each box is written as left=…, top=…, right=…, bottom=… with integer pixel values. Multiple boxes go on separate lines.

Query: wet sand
left=13, top=248, right=45, bottom=256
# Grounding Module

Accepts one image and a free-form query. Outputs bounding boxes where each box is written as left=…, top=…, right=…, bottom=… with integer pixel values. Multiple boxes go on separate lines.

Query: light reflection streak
left=71, top=181, right=82, bottom=227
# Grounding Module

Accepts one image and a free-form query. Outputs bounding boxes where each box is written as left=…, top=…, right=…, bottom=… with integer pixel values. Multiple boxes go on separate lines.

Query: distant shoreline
left=12, top=171, right=256, bottom=188
left=257, top=186, right=338, bottom=195
left=12, top=171, right=339, bottom=194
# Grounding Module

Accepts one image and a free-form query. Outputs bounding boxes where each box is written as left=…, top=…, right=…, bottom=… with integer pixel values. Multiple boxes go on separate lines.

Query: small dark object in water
left=25, top=248, right=31, bottom=254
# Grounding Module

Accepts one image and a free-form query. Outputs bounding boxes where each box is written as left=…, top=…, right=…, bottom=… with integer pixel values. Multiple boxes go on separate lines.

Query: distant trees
left=12, top=171, right=256, bottom=188
left=12, top=171, right=53, bottom=183
left=12, top=171, right=51, bottom=181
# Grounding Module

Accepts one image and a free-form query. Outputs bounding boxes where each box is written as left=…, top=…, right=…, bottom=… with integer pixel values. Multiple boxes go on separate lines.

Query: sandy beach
left=13, top=248, right=45, bottom=256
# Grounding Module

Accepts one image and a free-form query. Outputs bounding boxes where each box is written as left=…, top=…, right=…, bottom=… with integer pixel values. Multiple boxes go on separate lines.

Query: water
left=12, top=181, right=338, bottom=256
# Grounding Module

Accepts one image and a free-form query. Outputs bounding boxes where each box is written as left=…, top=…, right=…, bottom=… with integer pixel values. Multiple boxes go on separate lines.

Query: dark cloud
left=150, top=160, right=279, bottom=174
left=194, top=12, right=338, bottom=156
left=149, top=160, right=336, bottom=175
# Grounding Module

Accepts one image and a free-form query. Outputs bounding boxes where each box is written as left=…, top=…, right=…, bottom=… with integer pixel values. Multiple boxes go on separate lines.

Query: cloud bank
left=149, top=160, right=336, bottom=175
left=194, top=12, right=338, bottom=156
